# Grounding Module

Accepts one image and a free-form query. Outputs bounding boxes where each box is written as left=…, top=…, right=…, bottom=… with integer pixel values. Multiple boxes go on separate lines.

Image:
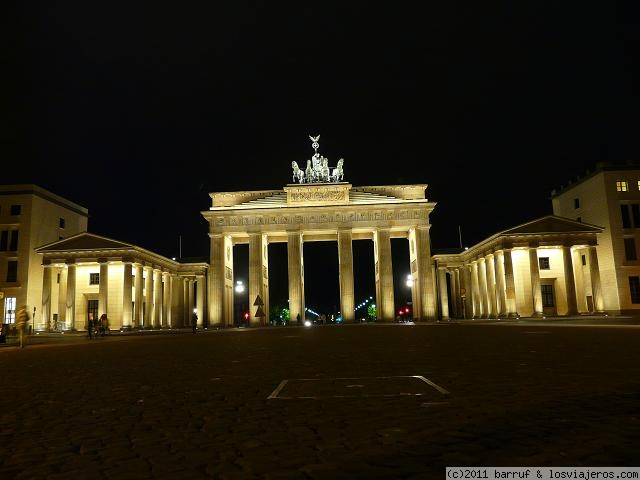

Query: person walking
left=16, top=305, right=29, bottom=348
left=99, top=313, right=108, bottom=336
left=88, top=315, right=94, bottom=339
left=191, top=311, right=198, bottom=334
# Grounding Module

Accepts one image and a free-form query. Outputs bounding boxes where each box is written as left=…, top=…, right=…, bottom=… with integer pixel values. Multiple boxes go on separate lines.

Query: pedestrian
left=99, top=313, right=108, bottom=336
left=296, top=313, right=301, bottom=326
left=88, top=315, right=94, bottom=339
left=16, top=305, right=29, bottom=348
left=191, top=311, right=198, bottom=334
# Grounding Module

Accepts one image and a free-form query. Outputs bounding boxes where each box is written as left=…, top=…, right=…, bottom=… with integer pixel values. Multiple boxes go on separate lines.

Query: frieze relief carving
left=290, top=190, right=346, bottom=202
left=214, top=209, right=427, bottom=227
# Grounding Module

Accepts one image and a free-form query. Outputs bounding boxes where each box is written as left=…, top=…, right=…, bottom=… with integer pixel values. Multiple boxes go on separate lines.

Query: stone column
left=494, top=251, right=507, bottom=317
left=563, top=246, right=578, bottom=315
left=144, top=266, right=153, bottom=328
left=485, top=254, right=498, bottom=318
left=98, top=260, right=109, bottom=320
left=374, top=228, right=395, bottom=321
left=463, top=265, right=473, bottom=319
left=163, top=272, right=171, bottom=328
left=572, top=248, right=587, bottom=313
left=134, top=264, right=143, bottom=328
left=528, top=246, right=543, bottom=316
left=208, top=234, right=233, bottom=327
left=171, top=275, right=180, bottom=327
left=181, top=278, right=188, bottom=327
left=249, top=233, right=267, bottom=326
left=65, top=261, right=77, bottom=330
left=122, top=262, right=133, bottom=329
left=409, top=226, right=436, bottom=321
left=287, top=231, right=305, bottom=324
left=188, top=278, right=195, bottom=325
left=41, top=264, right=53, bottom=331
left=450, top=269, right=458, bottom=318
left=58, top=267, right=67, bottom=327
left=471, top=261, right=482, bottom=318
left=478, top=258, right=489, bottom=318
left=588, top=245, right=605, bottom=312
left=338, top=229, right=355, bottom=323
left=196, top=274, right=205, bottom=327
left=437, top=267, right=449, bottom=320
left=503, top=249, right=517, bottom=316
left=153, top=269, right=162, bottom=328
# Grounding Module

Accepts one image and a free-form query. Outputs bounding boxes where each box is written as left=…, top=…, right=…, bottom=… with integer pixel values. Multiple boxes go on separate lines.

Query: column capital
left=98, top=258, right=110, bottom=265
left=65, top=258, right=76, bottom=266
left=528, top=242, right=540, bottom=249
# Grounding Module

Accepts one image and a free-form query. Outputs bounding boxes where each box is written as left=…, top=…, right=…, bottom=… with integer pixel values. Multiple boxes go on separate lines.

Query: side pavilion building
left=202, top=183, right=439, bottom=325
left=35, top=233, right=208, bottom=331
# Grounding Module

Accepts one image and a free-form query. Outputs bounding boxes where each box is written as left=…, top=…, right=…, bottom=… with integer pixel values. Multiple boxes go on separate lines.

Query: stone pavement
left=1, top=322, right=639, bottom=479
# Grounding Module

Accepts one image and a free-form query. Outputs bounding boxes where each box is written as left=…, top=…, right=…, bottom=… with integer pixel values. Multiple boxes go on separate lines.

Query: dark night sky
left=3, top=2, right=636, bottom=314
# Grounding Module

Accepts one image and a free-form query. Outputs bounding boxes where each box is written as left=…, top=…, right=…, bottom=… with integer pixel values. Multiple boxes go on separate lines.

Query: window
left=624, top=238, right=637, bottom=261
left=6, top=260, right=18, bottom=282
left=581, top=254, right=586, bottom=266
left=621, top=205, right=631, bottom=228
left=541, top=284, right=555, bottom=307
left=638, top=180, right=640, bottom=191
left=629, top=276, right=640, bottom=304
left=4, top=297, right=16, bottom=324
left=617, top=181, right=628, bottom=192
left=621, top=204, right=640, bottom=228
left=59, top=218, right=65, bottom=228
left=539, top=257, right=550, bottom=270
left=0, top=230, right=7, bottom=251
left=8, top=230, right=18, bottom=251
left=632, top=205, right=640, bottom=227
left=576, top=217, right=582, bottom=223
left=574, top=198, right=580, bottom=209
left=89, top=273, right=100, bottom=285
left=10, top=204, right=21, bottom=215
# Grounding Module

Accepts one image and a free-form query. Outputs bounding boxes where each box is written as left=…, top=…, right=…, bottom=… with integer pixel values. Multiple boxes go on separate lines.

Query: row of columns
left=208, top=227, right=438, bottom=326
left=40, top=260, right=205, bottom=331
left=440, top=245, right=604, bottom=319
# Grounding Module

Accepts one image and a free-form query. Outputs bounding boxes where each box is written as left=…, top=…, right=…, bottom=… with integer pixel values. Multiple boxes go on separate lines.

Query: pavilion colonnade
left=436, top=241, right=605, bottom=320
left=38, top=255, right=207, bottom=332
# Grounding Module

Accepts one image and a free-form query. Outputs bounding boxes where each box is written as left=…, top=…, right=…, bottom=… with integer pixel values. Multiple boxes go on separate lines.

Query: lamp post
left=234, top=280, right=245, bottom=327
left=405, top=274, right=413, bottom=320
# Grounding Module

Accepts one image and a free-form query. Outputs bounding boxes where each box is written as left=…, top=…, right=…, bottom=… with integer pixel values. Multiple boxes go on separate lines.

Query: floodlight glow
left=304, top=320, right=312, bottom=327
left=235, top=280, right=245, bottom=293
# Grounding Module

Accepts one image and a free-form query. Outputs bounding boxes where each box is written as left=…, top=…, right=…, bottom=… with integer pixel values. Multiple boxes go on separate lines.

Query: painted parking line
left=267, top=375, right=450, bottom=400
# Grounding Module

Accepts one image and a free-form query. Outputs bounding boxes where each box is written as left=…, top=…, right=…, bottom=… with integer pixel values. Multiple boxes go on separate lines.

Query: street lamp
left=234, top=280, right=246, bottom=327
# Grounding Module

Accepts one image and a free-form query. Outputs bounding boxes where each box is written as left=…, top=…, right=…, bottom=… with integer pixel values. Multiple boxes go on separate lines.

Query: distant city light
left=406, top=274, right=414, bottom=288
left=304, top=320, right=312, bottom=327
left=235, top=280, right=245, bottom=293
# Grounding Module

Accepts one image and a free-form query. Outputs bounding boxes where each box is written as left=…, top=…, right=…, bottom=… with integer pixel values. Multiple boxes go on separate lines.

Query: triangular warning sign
left=255, top=305, right=266, bottom=317
left=253, top=295, right=264, bottom=306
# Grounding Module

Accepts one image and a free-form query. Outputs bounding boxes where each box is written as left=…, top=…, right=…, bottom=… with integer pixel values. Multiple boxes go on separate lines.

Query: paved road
left=1, top=323, right=639, bottom=479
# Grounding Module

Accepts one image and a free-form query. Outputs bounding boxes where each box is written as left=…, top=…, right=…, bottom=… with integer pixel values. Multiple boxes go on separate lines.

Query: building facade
left=434, top=216, right=605, bottom=319
left=0, top=185, right=88, bottom=327
left=35, top=233, right=208, bottom=331
left=5, top=162, right=640, bottom=330
left=552, top=164, right=640, bottom=313
left=201, top=183, right=438, bottom=325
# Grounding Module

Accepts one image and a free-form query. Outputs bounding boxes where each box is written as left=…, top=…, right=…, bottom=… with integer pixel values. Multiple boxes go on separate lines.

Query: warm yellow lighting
left=617, top=181, right=628, bottom=192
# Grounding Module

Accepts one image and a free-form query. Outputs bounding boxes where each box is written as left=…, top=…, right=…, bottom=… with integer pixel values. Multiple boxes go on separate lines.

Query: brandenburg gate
left=201, top=136, right=438, bottom=326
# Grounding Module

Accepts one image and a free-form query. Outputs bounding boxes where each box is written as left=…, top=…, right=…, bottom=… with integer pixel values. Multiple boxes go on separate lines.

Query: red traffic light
left=398, top=310, right=404, bottom=315
left=405, top=307, right=410, bottom=313
left=243, top=312, right=249, bottom=320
